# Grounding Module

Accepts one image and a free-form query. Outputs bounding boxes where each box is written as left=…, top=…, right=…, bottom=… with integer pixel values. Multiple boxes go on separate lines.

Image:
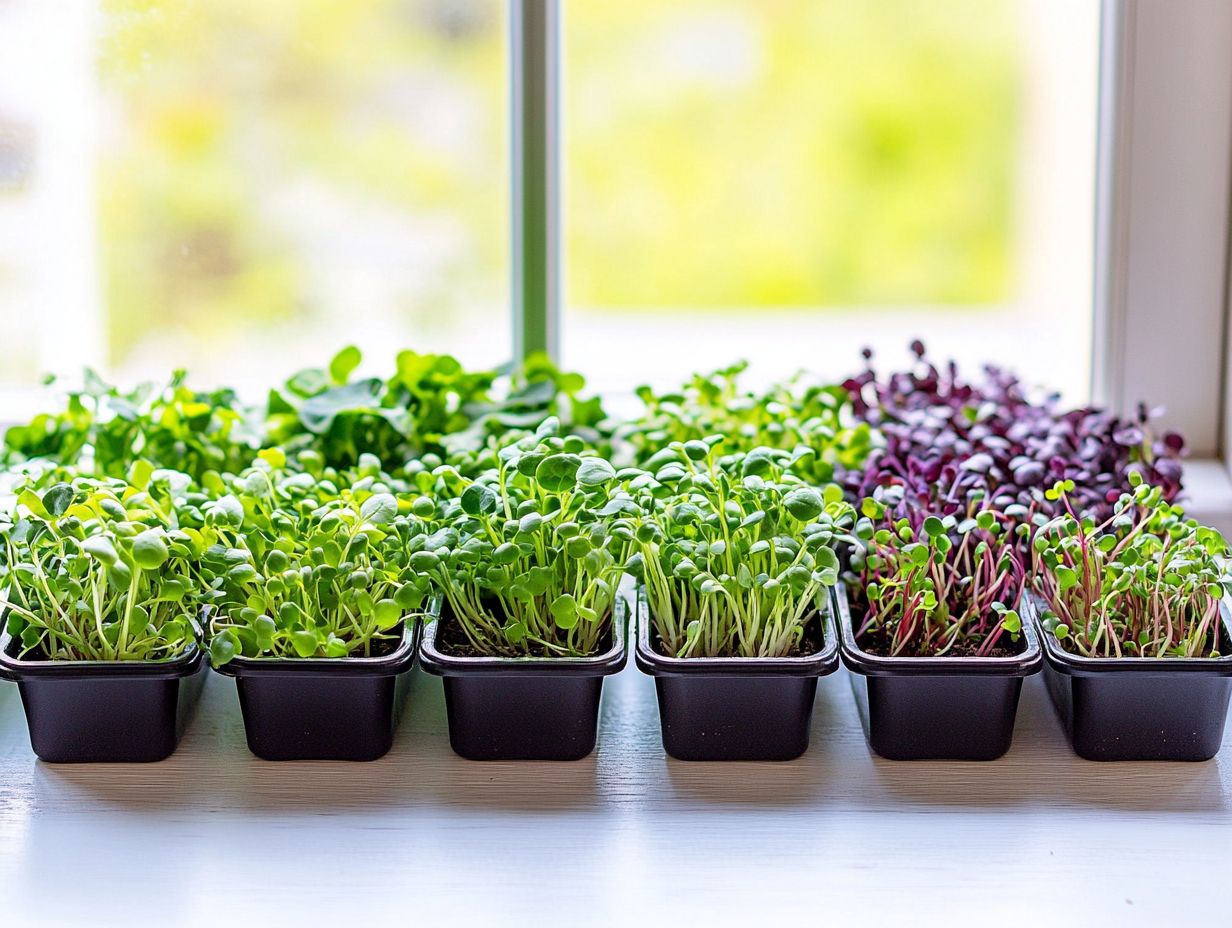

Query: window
left=562, top=0, right=1100, bottom=401
left=4, top=0, right=1232, bottom=527
left=0, top=0, right=508, bottom=399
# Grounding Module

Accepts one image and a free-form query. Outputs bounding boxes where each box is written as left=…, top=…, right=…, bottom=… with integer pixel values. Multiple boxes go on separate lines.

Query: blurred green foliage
left=567, top=0, right=1020, bottom=309
left=98, top=0, right=1019, bottom=366
left=99, top=0, right=507, bottom=362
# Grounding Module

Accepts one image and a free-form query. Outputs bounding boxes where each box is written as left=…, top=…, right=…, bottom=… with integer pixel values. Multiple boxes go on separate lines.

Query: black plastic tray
left=0, top=628, right=206, bottom=763
left=839, top=585, right=1041, bottom=760
left=212, top=620, right=420, bottom=761
left=418, top=597, right=627, bottom=761
left=635, top=590, right=839, bottom=761
left=1025, top=594, right=1232, bottom=761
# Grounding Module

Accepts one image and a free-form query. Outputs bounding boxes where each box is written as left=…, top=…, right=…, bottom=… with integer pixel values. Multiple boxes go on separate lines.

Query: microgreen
left=0, top=471, right=200, bottom=661
left=416, top=417, right=630, bottom=658
left=622, top=362, right=874, bottom=484
left=195, top=456, right=432, bottom=663
left=848, top=493, right=1026, bottom=657
left=1032, top=475, right=1229, bottom=658
left=2, top=369, right=256, bottom=482
left=266, top=346, right=609, bottom=470
left=265, top=346, right=496, bottom=469
left=622, top=439, right=854, bottom=658
left=843, top=342, right=1185, bottom=531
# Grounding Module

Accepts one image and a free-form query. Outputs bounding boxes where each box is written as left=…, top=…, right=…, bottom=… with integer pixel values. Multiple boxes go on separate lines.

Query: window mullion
left=510, top=0, right=561, bottom=363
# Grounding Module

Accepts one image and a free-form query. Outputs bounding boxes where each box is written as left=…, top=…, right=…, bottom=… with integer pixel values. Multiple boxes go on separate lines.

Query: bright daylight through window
left=563, top=0, right=1099, bottom=400
left=0, top=0, right=509, bottom=401
left=0, top=0, right=1098, bottom=405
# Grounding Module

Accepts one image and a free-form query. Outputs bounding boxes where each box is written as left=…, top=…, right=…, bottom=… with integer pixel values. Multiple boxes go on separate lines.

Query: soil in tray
left=650, top=612, right=827, bottom=660
left=10, top=643, right=194, bottom=663
left=855, top=634, right=1022, bottom=660
left=435, top=614, right=615, bottom=659
left=342, top=634, right=402, bottom=659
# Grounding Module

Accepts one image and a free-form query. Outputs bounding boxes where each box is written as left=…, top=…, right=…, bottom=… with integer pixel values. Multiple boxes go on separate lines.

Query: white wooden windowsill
left=0, top=656, right=1227, bottom=926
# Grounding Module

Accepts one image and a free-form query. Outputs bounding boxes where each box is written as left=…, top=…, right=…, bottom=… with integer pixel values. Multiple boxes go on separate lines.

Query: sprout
left=849, top=494, right=1025, bottom=658
left=201, top=457, right=431, bottom=663
left=624, top=442, right=854, bottom=659
left=423, top=423, right=632, bottom=658
left=1033, top=481, right=1228, bottom=658
left=0, top=473, right=200, bottom=661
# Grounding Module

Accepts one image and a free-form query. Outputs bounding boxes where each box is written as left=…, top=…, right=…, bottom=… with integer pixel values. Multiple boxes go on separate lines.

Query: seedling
left=622, top=438, right=854, bottom=658
left=416, top=417, right=630, bottom=658
left=1033, top=475, right=1229, bottom=658
left=622, top=362, right=874, bottom=485
left=849, top=494, right=1025, bottom=657
left=198, top=453, right=431, bottom=663
left=0, top=468, right=200, bottom=661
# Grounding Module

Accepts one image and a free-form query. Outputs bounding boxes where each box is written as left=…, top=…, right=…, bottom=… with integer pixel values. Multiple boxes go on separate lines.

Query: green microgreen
left=622, top=438, right=854, bottom=658
left=1033, top=475, right=1230, bottom=658
left=621, top=362, right=874, bottom=484
left=0, top=470, right=200, bottom=661
left=195, top=454, right=431, bottom=664
left=416, top=417, right=630, bottom=658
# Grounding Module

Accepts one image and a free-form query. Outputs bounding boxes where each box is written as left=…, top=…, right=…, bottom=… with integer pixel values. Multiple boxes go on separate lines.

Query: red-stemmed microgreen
left=849, top=493, right=1026, bottom=657
left=1032, top=474, right=1229, bottom=658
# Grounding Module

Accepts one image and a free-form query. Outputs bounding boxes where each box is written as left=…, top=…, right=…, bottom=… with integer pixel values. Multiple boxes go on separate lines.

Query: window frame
left=1091, top=0, right=1232, bottom=530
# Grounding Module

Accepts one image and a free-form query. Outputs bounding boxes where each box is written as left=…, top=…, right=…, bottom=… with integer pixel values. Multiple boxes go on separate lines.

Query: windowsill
left=1180, top=458, right=1232, bottom=535
left=0, top=651, right=1226, bottom=922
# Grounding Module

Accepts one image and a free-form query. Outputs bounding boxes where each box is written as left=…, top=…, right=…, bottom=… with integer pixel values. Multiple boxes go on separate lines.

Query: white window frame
left=1092, top=0, right=1232, bottom=531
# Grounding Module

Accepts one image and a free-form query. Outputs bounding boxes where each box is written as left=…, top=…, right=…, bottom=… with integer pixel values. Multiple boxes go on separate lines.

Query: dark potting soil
left=650, top=613, right=828, bottom=660
left=855, top=633, right=1022, bottom=659
left=435, top=616, right=614, bottom=659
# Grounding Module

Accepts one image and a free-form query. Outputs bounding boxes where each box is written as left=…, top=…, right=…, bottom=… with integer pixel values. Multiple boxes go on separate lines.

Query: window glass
left=563, top=0, right=1099, bottom=399
left=0, top=0, right=508, bottom=397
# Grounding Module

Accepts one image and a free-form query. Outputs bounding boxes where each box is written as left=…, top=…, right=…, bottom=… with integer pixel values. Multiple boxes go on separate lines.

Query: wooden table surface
left=0, top=657, right=1227, bottom=927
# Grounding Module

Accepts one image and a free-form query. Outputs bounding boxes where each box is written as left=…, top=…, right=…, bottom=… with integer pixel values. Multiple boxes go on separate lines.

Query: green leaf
left=923, top=516, right=945, bottom=538
left=43, top=483, right=75, bottom=517
left=576, top=457, right=617, bottom=487
left=373, top=598, right=402, bottom=630
left=131, top=529, right=170, bottom=570
left=328, top=345, right=363, bottom=384
left=83, top=536, right=119, bottom=566
left=461, top=484, right=499, bottom=516
left=291, top=630, right=319, bottom=658
left=360, top=493, right=398, bottom=526
left=551, top=593, right=579, bottom=629
left=683, top=440, right=709, bottom=461
left=17, top=489, right=47, bottom=519
left=128, top=460, right=154, bottom=491
left=783, top=487, right=824, bottom=521
left=209, top=494, right=245, bottom=529
left=535, top=454, right=582, bottom=492
left=209, top=631, right=239, bottom=666
left=410, top=550, right=441, bottom=572
left=299, top=379, right=383, bottom=434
